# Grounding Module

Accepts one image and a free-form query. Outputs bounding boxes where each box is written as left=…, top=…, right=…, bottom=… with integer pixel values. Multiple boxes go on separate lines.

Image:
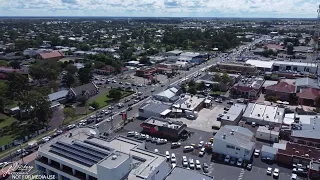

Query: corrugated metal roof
left=48, top=90, right=68, bottom=101
left=141, top=103, right=171, bottom=114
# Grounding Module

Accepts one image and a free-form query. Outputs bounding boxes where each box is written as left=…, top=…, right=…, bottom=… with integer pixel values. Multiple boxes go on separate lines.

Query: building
left=243, top=103, right=285, bottom=126
left=94, top=65, right=116, bottom=75
left=265, top=81, right=295, bottom=101
left=125, top=61, right=140, bottom=67
left=230, top=77, right=264, bottom=99
left=297, top=88, right=320, bottom=106
left=48, top=90, right=69, bottom=104
left=165, top=167, right=214, bottom=180
left=0, top=66, right=29, bottom=79
left=35, top=128, right=170, bottom=180
left=172, top=94, right=205, bottom=114
left=261, top=145, right=278, bottom=160
left=38, top=51, right=64, bottom=63
left=196, top=73, right=239, bottom=92
left=138, top=103, right=171, bottom=119
left=277, top=142, right=320, bottom=167
left=211, top=125, right=255, bottom=161
left=165, top=50, right=183, bottom=56
left=135, top=67, right=157, bottom=78
left=219, top=104, right=247, bottom=126
left=272, top=61, right=319, bottom=74
left=309, top=161, right=320, bottom=180
left=255, top=126, right=280, bottom=143
left=68, top=82, right=99, bottom=101
left=178, top=52, right=207, bottom=64
left=140, top=116, right=187, bottom=140
left=153, top=87, right=180, bottom=102
left=295, top=77, right=320, bottom=92
left=216, top=62, right=258, bottom=75
left=290, top=118, right=320, bottom=148
left=245, top=59, right=274, bottom=72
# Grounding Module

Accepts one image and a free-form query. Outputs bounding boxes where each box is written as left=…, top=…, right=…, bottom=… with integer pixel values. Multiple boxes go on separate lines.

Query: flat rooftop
left=173, top=94, right=204, bottom=111
left=38, top=127, right=166, bottom=179
left=144, top=116, right=183, bottom=129
left=278, top=142, right=320, bottom=162
left=221, top=104, right=246, bottom=122
left=243, top=103, right=284, bottom=123
left=165, top=167, right=214, bottom=180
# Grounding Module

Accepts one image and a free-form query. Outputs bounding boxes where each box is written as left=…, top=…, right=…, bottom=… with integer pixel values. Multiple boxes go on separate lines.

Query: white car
left=291, top=173, right=297, bottom=180
left=67, top=124, right=76, bottom=130
left=195, top=160, right=201, bottom=169
left=151, top=137, right=157, bottom=143
left=154, top=149, right=159, bottom=153
left=197, top=141, right=204, bottom=148
left=146, top=135, right=151, bottom=141
left=266, top=167, right=272, bottom=175
left=182, top=156, right=188, bottom=167
left=199, top=148, right=205, bottom=156
left=273, top=168, right=279, bottom=178
left=189, top=159, right=195, bottom=169
left=157, top=139, right=167, bottom=144
left=134, top=132, right=140, bottom=138
left=127, top=131, right=136, bottom=137
left=224, top=155, right=231, bottom=163
left=237, top=158, right=243, bottom=166
left=42, top=136, right=51, bottom=142
left=171, top=163, right=176, bottom=169
left=165, top=151, right=170, bottom=161
left=171, top=153, right=176, bottom=163
left=254, top=149, right=260, bottom=157
left=183, top=146, right=194, bottom=152
left=139, top=134, right=146, bottom=140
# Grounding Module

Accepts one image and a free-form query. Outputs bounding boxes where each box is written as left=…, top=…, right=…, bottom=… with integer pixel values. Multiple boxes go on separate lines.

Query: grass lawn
left=0, top=134, right=18, bottom=146
left=0, top=116, right=16, bottom=129
left=92, top=90, right=134, bottom=108
left=63, top=115, right=85, bottom=125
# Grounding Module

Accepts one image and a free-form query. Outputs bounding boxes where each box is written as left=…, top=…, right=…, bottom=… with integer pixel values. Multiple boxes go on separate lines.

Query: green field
left=92, top=90, right=134, bottom=108
left=0, top=115, right=18, bottom=146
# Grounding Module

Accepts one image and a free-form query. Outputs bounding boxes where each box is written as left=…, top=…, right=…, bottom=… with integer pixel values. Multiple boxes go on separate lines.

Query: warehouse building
left=261, top=145, right=278, bottom=160
left=219, top=104, right=247, bottom=126
left=211, top=125, right=255, bottom=161
left=290, top=117, right=320, bottom=148
left=35, top=128, right=170, bottom=180
left=138, top=103, right=171, bottom=119
left=153, top=87, right=180, bottom=102
left=243, top=103, right=285, bottom=126
left=255, top=126, right=280, bottom=143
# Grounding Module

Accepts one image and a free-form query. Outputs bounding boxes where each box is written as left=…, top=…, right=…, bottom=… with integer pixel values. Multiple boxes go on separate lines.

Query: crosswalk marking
left=238, top=169, right=245, bottom=180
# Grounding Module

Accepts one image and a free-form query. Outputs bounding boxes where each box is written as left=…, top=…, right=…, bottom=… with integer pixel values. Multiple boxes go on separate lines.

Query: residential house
left=297, top=88, right=320, bottom=106
left=37, top=51, right=64, bottom=64
left=295, top=77, right=320, bottom=93
left=67, top=82, right=99, bottom=101
left=265, top=81, right=295, bottom=101
left=230, top=77, right=264, bottom=99
left=0, top=67, right=29, bottom=79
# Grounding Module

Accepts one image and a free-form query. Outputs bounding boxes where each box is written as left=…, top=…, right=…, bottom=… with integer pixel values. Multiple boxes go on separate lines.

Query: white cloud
left=0, top=0, right=318, bottom=17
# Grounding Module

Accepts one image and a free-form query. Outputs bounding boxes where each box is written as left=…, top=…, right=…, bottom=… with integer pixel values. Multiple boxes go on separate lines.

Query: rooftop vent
left=111, top=155, right=117, bottom=160
left=295, top=151, right=300, bottom=154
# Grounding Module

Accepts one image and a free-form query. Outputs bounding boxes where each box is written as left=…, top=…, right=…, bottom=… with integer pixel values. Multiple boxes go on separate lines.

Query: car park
left=266, top=167, right=272, bottom=175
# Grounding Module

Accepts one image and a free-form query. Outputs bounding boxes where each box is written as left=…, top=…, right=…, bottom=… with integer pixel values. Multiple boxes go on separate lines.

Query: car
left=96, top=118, right=103, bottom=122
left=108, top=106, right=114, bottom=110
left=171, top=163, right=176, bottom=169
left=254, top=149, right=260, bottom=157
left=151, top=88, right=155, bottom=92
left=127, top=106, right=132, bottom=111
left=227, top=100, right=234, bottom=105
left=67, top=124, right=76, bottom=130
left=146, top=135, right=151, bottom=141
left=291, top=174, right=297, bottom=180
left=161, top=83, right=165, bottom=87
left=154, top=149, right=159, bottom=153
left=134, top=132, right=140, bottom=138
left=273, top=168, right=279, bottom=178
left=195, top=160, right=201, bottom=169
left=197, top=141, right=204, bottom=148
left=157, top=138, right=167, bottom=144
left=171, top=153, right=176, bottom=163
left=79, top=122, right=86, bottom=126
left=127, top=131, right=135, bottom=137
left=251, top=122, right=256, bottom=127
left=134, top=100, right=139, bottom=103
left=189, top=159, right=195, bottom=169
left=171, top=142, right=181, bottom=148
left=230, top=157, right=236, bottom=165
left=139, top=134, right=146, bottom=140
left=203, top=163, right=209, bottom=173
left=165, top=151, right=170, bottom=161
left=124, top=98, right=130, bottom=102
left=261, top=157, right=273, bottom=164
left=138, top=84, right=142, bottom=87
left=199, top=148, right=206, bottom=156
left=183, top=146, right=194, bottom=152
left=224, top=155, right=231, bottom=163
left=151, top=137, right=157, bottom=143
left=182, top=156, right=188, bottom=167
left=266, top=167, right=272, bottom=175
left=119, top=81, right=123, bottom=84
left=137, top=92, right=143, bottom=96
left=105, top=110, right=111, bottom=115
left=246, top=163, right=252, bottom=171
left=237, top=158, right=243, bottom=166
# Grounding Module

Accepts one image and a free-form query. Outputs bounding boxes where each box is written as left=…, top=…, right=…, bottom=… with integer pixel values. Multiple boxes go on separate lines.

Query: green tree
left=93, top=61, right=105, bottom=69
left=63, top=107, right=76, bottom=120
left=188, top=86, right=197, bottom=95
left=213, top=73, right=221, bottom=82
left=287, top=44, right=294, bottom=55
left=188, top=79, right=195, bottom=87
left=63, top=73, right=76, bottom=88
left=0, top=82, right=9, bottom=112
left=9, top=61, right=20, bottom=69
left=180, top=83, right=187, bottom=93
left=197, top=81, right=206, bottom=91
left=78, top=67, right=93, bottom=84
left=109, top=89, right=122, bottom=101
left=0, top=60, right=8, bottom=67
left=139, top=56, right=151, bottom=65
left=221, top=72, right=231, bottom=85
left=7, top=73, right=29, bottom=100
left=65, top=64, right=78, bottom=74
left=89, top=101, right=100, bottom=109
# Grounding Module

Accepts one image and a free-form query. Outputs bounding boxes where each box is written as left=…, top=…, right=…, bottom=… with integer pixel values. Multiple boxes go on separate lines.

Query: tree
left=9, top=61, right=21, bottom=69
left=63, top=73, right=76, bottom=88
left=78, top=67, right=93, bottom=84
left=188, top=79, right=195, bottom=87
left=63, top=107, right=76, bottom=120
left=7, top=73, right=29, bottom=100
left=197, top=81, right=206, bottom=91
left=287, top=44, right=294, bottom=55
left=20, top=91, right=53, bottom=129
left=188, top=86, right=197, bottom=95
left=65, top=64, right=78, bottom=74
left=89, top=101, right=100, bottom=109
left=93, top=61, right=105, bottom=69
left=139, top=56, right=151, bottom=65
left=180, top=83, right=187, bottom=93
left=213, top=73, right=221, bottom=82
left=221, top=73, right=231, bottom=85
left=109, top=89, right=122, bottom=101
left=122, top=49, right=133, bottom=60
left=0, top=82, right=9, bottom=112
left=0, top=60, right=8, bottom=67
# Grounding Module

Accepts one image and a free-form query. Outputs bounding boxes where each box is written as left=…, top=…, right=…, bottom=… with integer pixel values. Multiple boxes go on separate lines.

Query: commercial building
left=216, top=62, right=258, bottom=75
left=255, top=126, right=280, bottom=143
left=135, top=67, right=157, bottom=78
left=165, top=167, right=214, bottom=180
left=230, top=77, right=264, bottom=99
left=178, top=52, right=207, bottom=64
left=261, top=145, right=278, bottom=160
left=273, top=61, right=319, bottom=74
left=36, top=128, right=170, bottom=180
left=265, top=81, right=295, bottom=101
left=140, top=116, right=187, bottom=140
left=243, top=103, right=285, bottom=126
left=153, top=87, right=180, bottom=102
left=219, top=104, right=247, bottom=126
left=165, top=50, right=183, bottom=56
left=48, top=90, right=69, bottom=104
left=172, top=94, right=205, bottom=115
left=38, top=51, right=64, bottom=63
left=138, top=103, right=171, bottom=119
left=245, top=59, right=274, bottom=72
left=211, top=125, right=255, bottom=161
left=290, top=117, right=320, bottom=148
left=277, top=142, right=320, bottom=167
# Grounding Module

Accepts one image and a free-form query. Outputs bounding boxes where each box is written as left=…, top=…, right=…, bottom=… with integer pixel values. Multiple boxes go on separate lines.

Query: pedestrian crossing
left=238, top=169, right=245, bottom=180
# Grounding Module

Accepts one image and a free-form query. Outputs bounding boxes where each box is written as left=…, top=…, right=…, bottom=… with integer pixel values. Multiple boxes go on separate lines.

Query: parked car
left=246, top=163, right=252, bottom=171
left=266, top=167, right=272, bottom=175
left=197, top=141, right=204, bottom=148
left=182, top=156, right=188, bottom=167
left=171, top=153, right=176, bottom=163
left=273, top=168, right=279, bottom=178
left=224, top=155, right=231, bottom=163
left=237, top=158, right=243, bottom=166
left=189, top=159, right=195, bottom=169
left=199, top=148, right=206, bottom=156
left=157, top=139, right=167, bottom=144
left=254, top=149, right=260, bottom=157
left=230, top=157, right=236, bottom=165
left=195, top=160, right=201, bottom=169
left=165, top=151, right=170, bottom=161
left=203, top=163, right=209, bottom=173
left=183, top=146, right=194, bottom=152
left=127, top=131, right=135, bottom=137
left=171, top=142, right=181, bottom=148
left=291, top=174, right=297, bottom=180
left=154, top=149, right=159, bottom=153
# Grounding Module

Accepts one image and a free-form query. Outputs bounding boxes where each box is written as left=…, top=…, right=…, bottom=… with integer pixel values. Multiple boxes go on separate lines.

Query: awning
left=160, top=109, right=172, bottom=116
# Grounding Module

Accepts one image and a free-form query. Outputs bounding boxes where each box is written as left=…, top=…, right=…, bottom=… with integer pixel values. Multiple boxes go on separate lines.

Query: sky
left=0, top=0, right=319, bottom=18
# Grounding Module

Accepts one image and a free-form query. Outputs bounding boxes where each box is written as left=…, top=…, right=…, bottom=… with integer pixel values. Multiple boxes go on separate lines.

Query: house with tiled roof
left=37, top=51, right=64, bottom=64
left=67, top=82, right=99, bottom=102
left=230, top=77, right=264, bottom=99
left=297, top=88, right=320, bottom=106
left=265, top=81, right=295, bottom=101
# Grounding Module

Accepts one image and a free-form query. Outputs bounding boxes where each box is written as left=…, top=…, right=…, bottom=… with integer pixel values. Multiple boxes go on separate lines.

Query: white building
left=255, top=126, right=280, bottom=143
left=242, top=103, right=285, bottom=126
left=273, top=61, right=319, bottom=74
left=220, top=104, right=247, bottom=126
left=211, top=125, right=255, bottom=161
left=35, top=128, right=169, bottom=180
left=153, top=87, right=179, bottom=102
left=138, top=103, right=171, bottom=119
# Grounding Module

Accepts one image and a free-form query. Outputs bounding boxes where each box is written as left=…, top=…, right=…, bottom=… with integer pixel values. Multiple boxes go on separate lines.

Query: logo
left=1, top=162, right=56, bottom=179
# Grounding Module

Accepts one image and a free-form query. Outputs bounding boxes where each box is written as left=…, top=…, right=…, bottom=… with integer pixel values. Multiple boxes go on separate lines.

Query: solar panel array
left=49, top=141, right=109, bottom=167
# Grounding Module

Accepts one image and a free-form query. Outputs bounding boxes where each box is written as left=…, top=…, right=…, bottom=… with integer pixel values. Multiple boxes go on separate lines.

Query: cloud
left=0, top=0, right=318, bottom=18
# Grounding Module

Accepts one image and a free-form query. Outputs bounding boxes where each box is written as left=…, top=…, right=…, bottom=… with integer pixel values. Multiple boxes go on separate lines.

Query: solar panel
left=49, top=148, right=94, bottom=167
left=74, top=141, right=110, bottom=155
left=52, top=143, right=102, bottom=162
left=57, top=141, right=107, bottom=159
left=83, top=140, right=113, bottom=151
